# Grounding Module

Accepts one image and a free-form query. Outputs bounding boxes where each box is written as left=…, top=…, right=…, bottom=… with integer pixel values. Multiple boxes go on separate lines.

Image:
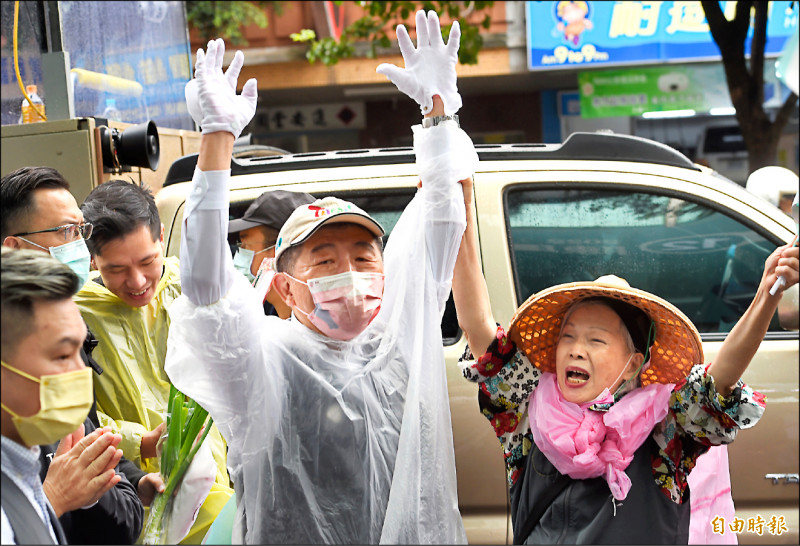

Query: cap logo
left=309, top=203, right=353, bottom=217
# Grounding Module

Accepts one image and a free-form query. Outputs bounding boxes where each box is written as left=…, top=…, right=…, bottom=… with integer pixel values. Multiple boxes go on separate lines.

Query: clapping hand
left=185, top=38, right=258, bottom=139
left=42, top=425, right=123, bottom=517
left=377, top=10, right=462, bottom=116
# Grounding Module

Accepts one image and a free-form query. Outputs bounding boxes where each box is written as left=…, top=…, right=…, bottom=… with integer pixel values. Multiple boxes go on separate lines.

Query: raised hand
left=765, top=242, right=799, bottom=295
left=185, top=38, right=258, bottom=138
left=376, top=10, right=462, bottom=115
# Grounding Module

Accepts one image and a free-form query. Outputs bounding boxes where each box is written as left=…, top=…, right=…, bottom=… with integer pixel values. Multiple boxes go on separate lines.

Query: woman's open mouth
left=565, top=368, right=590, bottom=385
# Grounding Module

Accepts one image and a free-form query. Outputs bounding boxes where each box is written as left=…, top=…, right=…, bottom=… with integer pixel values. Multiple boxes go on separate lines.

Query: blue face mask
left=233, top=247, right=257, bottom=282
left=49, top=239, right=91, bottom=289
left=19, top=237, right=91, bottom=289
left=233, top=245, right=274, bottom=283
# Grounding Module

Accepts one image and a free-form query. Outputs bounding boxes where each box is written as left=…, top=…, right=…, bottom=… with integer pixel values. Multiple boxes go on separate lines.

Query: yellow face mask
left=1, top=360, right=93, bottom=447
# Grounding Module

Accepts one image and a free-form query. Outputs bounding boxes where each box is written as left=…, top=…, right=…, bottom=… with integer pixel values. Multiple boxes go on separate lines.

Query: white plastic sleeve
left=412, top=122, right=477, bottom=311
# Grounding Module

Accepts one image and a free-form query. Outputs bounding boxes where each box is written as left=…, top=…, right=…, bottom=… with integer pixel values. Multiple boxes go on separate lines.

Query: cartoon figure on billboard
left=555, top=1, right=594, bottom=45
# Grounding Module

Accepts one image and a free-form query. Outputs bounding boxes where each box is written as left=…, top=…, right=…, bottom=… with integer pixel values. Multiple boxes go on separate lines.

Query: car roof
left=163, top=132, right=700, bottom=187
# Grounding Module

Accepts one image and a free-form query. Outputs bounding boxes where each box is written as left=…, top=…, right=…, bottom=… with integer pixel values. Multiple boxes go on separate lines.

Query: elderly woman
left=450, top=177, right=799, bottom=544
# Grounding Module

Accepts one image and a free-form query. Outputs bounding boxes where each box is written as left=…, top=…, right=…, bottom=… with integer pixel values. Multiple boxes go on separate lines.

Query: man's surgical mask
left=20, top=237, right=92, bottom=288
left=0, top=360, right=93, bottom=446
left=233, top=245, right=274, bottom=283
left=19, top=237, right=91, bottom=289
left=286, top=270, right=385, bottom=341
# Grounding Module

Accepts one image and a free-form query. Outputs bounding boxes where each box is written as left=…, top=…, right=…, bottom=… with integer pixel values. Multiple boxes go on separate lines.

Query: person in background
left=745, top=166, right=798, bottom=216
left=75, top=179, right=232, bottom=544
left=228, top=189, right=315, bottom=317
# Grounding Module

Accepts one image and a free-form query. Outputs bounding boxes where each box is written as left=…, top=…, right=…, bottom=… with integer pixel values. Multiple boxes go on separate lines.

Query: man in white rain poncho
left=165, top=10, right=476, bottom=544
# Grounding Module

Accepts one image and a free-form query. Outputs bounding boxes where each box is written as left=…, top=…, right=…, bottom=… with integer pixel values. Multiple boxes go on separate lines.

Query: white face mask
left=600, top=352, right=636, bottom=404
left=285, top=270, right=385, bottom=341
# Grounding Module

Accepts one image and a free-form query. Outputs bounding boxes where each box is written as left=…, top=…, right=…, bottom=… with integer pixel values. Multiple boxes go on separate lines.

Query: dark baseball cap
left=228, top=190, right=316, bottom=233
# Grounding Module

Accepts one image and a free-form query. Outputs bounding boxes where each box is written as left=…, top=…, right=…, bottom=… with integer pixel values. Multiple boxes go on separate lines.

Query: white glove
left=185, top=38, right=258, bottom=138
left=376, top=10, right=462, bottom=116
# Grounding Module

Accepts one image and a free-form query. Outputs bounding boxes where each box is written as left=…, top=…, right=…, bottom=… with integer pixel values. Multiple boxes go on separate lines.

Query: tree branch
left=774, top=93, right=799, bottom=134
left=732, top=0, right=755, bottom=37
left=750, top=1, right=767, bottom=98
left=701, top=1, right=730, bottom=50
left=702, top=1, right=749, bottom=109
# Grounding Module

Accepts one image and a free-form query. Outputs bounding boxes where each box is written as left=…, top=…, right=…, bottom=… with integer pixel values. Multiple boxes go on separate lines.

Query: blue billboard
left=526, top=1, right=798, bottom=70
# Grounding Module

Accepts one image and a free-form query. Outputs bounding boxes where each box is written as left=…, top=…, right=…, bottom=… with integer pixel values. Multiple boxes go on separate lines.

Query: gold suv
left=157, top=132, right=799, bottom=545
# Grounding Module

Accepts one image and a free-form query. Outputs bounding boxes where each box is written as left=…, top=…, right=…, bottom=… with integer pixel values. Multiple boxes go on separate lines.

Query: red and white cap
left=274, top=197, right=385, bottom=263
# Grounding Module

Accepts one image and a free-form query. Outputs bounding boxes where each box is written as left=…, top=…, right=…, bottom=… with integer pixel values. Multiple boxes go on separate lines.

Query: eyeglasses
left=235, top=240, right=276, bottom=250
left=13, top=222, right=93, bottom=242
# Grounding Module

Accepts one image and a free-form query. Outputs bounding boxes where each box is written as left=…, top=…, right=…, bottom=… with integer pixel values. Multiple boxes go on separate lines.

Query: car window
left=229, top=188, right=462, bottom=345
left=505, top=187, right=781, bottom=334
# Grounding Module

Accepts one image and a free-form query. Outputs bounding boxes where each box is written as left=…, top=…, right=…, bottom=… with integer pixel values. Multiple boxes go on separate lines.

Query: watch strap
left=422, top=114, right=459, bottom=128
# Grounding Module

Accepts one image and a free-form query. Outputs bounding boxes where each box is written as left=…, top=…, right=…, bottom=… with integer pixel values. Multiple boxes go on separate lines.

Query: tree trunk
left=701, top=1, right=798, bottom=177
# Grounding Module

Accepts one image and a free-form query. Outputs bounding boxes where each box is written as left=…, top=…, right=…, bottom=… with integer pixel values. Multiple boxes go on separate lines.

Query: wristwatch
left=422, top=114, right=460, bottom=128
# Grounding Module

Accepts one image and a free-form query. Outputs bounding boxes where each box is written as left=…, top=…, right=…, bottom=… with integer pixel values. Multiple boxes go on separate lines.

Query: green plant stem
left=143, top=395, right=213, bottom=544
left=163, top=415, right=214, bottom=498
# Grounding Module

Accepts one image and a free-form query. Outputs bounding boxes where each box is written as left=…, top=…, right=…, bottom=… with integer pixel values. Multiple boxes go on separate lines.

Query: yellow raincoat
left=75, top=256, right=232, bottom=544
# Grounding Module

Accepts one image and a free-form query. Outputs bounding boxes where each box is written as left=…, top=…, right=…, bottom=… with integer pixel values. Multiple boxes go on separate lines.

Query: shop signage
left=578, top=60, right=788, bottom=118
left=256, top=103, right=366, bottom=133
left=526, top=1, right=798, bottom=70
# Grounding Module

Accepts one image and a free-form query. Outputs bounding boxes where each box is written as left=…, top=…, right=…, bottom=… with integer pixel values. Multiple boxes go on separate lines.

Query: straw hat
left=508, top=275, right=703, bottom=386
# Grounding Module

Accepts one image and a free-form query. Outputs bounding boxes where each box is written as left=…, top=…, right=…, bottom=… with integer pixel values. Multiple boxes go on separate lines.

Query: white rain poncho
left=165, top=121, right=478, bottom=544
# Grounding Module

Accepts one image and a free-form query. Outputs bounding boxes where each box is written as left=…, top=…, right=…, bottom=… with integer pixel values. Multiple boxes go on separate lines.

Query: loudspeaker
left=99, top=120, right=160, bottom=173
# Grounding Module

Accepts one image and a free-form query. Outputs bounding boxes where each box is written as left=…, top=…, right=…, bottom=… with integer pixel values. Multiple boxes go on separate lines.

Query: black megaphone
left=100, top=120, right=160, bottom=173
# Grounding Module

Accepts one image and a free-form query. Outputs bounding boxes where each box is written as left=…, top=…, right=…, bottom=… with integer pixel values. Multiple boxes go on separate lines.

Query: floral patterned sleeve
left=651, top=363, right=766, bottom=502
left=460, top=325, right=542, bottom=486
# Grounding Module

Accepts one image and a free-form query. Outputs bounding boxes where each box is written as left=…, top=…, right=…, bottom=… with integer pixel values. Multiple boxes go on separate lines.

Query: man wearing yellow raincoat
left=75, top=179, right=232, bottom=544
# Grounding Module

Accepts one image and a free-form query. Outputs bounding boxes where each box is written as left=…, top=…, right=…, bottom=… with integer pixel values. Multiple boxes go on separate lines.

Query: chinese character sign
left=710, top=514, right=788, bottom=537
left=578, top=64, right=724, bottom=117
left=526, top=1, right=798, bottom=70
left=255, top=103, right=366, bottom=133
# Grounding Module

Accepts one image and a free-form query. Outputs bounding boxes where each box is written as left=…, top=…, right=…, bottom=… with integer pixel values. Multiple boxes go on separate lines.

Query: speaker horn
left=99, top=120, right=160, bottom=173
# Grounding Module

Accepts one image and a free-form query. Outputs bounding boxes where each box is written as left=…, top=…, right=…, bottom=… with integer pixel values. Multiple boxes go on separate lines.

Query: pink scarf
left=529, top=373, right=674, bottom=501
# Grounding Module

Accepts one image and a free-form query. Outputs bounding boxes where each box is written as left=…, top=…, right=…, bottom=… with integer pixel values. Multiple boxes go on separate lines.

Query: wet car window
left=505, top=187, right=778, bottom=334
